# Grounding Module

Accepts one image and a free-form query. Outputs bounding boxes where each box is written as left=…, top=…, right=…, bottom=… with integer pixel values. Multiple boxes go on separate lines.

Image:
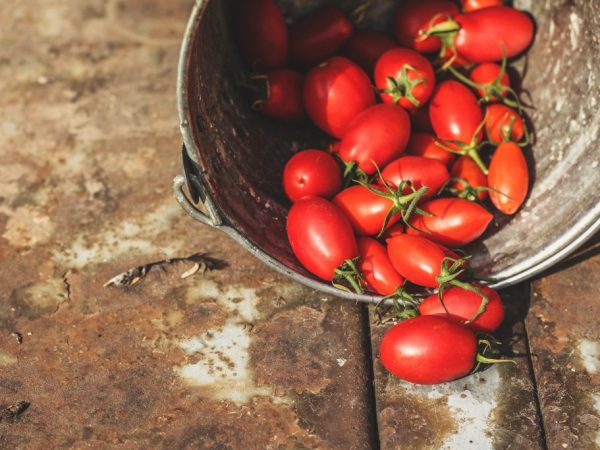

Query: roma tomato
left=485, top=104, right=525, bottom=145
left=380, top=315, right=478, bottom=384
left=408, top=197, right=493, bottom=247
left=394, top=0, right=459, bottom=53
left=470, top=62, right=511, bottom=102
left=488, top=142, right=529, bottom=215
left=289, top=6, right=353, bottom=68
left=357, top=237, right=404, bottom=295
left=338, top=104, right=411, bottom=175
left=450, top=156, right=488, bottom=201
left=251, top=70, right=305, bottom=122
left=282, top=150, right=342, bottom=202
left=419, top=285, right=505, bottom=333
left=236, top=0, right=288, bottom=71
left=375, top=48, right=436, bottom=110
left=380, top=156, right=450, bottom=200
left=454, top=7, right=534, bottom=63
left=333, top=185, right=400, bottom=236
left=405, top=133, right=455, bottom=166
left=342, top=31, right=397, bottom=74
left=287, top=197, right=358, bottom=280
left=304, top=57, right=375, bottom=138
left=387, top=234, right=461, bottom=288
left=429, top=80, right=483, bottom=145
left=461, top=0, right=504, bottom=12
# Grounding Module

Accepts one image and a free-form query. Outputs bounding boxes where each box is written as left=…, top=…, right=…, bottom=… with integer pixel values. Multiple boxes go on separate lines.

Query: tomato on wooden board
left=375, top=48, right=436, bottom=110
left=394, top=0, right=459, bottom=53
left=461, top=0, right=505, bottom=13
left=419, top=284, right=505, bottom=333
left=470, top=62, right=511, bottom=102
left=338, top=104, right=411, bottom=175
left=454, top=7, right=534, bottom=63
left=282, top=150, right=342, bottom=202
left=450, top=156, right=488, bottom=201
left=485, top=104, right=525, bottom=145
left=236, top=0, right=288, bottom=71
left=408, top=197, right=493, bottom=247
left=405, top=132, right=455, bottom=166
left=357, top=237, right=404, bottom=295
left=387, top=234, right=462, bottom=288
left=488, top=142, right=529, bottom=215
left=342, top=31, right=397, bottom=74
left=287, top=197, right=358, bottom=280
left=251, top=70, right=305, bottom=122
left=304, top=57, right=375, bottom=138
left=289, top=6, right=353, bottom=68
left=380, top=315, right=478, bottom=384
left=380, top=156, right=450, bottom=200
left=333, top=185, right=401, bottom=237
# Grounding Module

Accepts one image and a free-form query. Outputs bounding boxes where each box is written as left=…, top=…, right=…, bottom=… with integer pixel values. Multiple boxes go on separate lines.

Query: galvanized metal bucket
left=174, top=0, right=600, bottom=303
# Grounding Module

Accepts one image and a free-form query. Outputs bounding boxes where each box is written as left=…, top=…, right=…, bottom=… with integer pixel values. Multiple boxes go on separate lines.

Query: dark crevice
left=359, top=304, right=381, bottom=450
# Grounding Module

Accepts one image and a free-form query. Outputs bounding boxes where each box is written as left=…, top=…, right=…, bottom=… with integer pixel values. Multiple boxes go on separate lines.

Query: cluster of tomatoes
left=236, top=0, right=534, bottom=384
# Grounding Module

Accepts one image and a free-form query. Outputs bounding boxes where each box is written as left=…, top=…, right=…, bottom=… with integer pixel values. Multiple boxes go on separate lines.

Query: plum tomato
left=357, top=237, right=404, bottom=295
left=251, top=70, right=305, bottom=122
left=380, top=156, right=450, bottom=200
left=380, top=315, right=478, bottom=384
left=289, top=6, right=353, bottom=68
left=485, top=104, right=525, bottom=145
left=488, top=142, right=529, bottom=215
left=236, top=0, right=288, bottom=71
left=394, top=0, right=459, bottom=53
left=408, top=197, right=493, bottom=247
left=419, top=284, right=505, bottom=333
left=470, top=62, right=511, bottom=102
left=287, top=197, right=358, bottom=280
left=282, top=150, right=342, bottom=202
left=338, top=104, right=411, bottom=175
left=387, top=234, right=462, bottom=288
left=450, top=156, right=488, bottom=201
left=461, top=0, right=505, bottom=12
left=342, top=31, right=397, bottom=74
left=405, top=132, right=456, bottom=166
left=304, top=57, right=375, bottom=138
left=375, top=48, right=436, bottom=110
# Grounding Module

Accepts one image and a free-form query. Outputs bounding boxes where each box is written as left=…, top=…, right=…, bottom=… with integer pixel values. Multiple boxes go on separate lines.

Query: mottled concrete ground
left=0, top=1, right=598, bottom=449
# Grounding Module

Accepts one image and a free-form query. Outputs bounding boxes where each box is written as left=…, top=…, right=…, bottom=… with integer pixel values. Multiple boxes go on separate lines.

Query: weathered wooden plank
left=527, top=237, right=600, bottom=450
left=370, top=284, right=545, bottom=450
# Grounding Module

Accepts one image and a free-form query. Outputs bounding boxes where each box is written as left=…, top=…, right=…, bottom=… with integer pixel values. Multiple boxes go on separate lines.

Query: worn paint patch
left=0, top=352, right=17, bottom=367
left=1, top=206, right=54, bottom=248
left=594, top=394, right=600, bottom=446
left=9, top=277, right=69, bottom=319
left=579, top=340, right=600, bottom=374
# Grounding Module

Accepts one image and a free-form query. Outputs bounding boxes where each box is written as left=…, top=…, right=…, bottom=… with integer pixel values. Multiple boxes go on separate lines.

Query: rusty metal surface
left=528, top=237, right=600, bottom=450
left=370, top=285, right=545, bottom=450
left=0, top=1, right=376, bottom=448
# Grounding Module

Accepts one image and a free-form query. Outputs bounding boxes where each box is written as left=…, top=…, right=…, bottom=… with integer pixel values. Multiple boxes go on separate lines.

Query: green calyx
left=434, top=115, right=489, bottom=174
left=380, top=64, right=426, bottom=107
left=374, top=286, right=422, bottom=324
left=332, top=257, right=364, bottom=294
left=471, top=336, right=516, bottom=374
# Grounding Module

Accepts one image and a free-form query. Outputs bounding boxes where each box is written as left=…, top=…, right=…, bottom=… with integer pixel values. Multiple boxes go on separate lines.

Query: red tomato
left=282, top=150, right=342, bottom=202
left=289, top=6, right=353, bottom=68
left=380, top=156, right=450, bottom=200
left=488, top=142, right=529, bottom=215
left=419, top=285, right=505, bottom=333
left=440, top=45, right=473, bottom=69
left=304, top=57, right=375, bottom=138
left=236, top=0, right=288, bottom=71
left=405, top=133, right=455, bottom=166
left=410, top=104, right=434, bottom=133
left=333, top=185, right=401, bottom=236
left=429, top=80, right=483, bottom=145
left=450, top=156, right=488, bottom=201
left=251, top=70, right=305, bottom=122
left=287, top=197, right=358, bottom=280
left=470, top=62, right=511, bottom=102
left=342, top=31, right=397, bottom=74
left=338, top=104, right=411, bottom=175
left=454, top=7, right=534, bottom=63
left=357, top=237, right=404, bottom=295
left=380, top=315, right=478, bottom=384
left=328, top=141, right=340, bottom=154
left=408, top=197, right=493, bottom=247
left=394, top=0, right=459, bottom=53
left=461, top=0, right=504, bottom=12
left=485, top=104, right=525, bottom=145
left=387, top=234, right=461, bottom=288
left=375, top=48, right=436, bottom=110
